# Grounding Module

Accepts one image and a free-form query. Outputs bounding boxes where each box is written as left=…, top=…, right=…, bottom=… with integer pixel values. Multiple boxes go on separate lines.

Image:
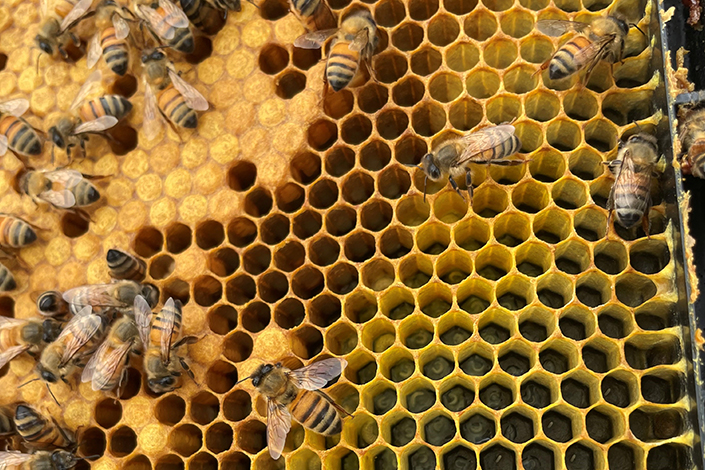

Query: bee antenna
left=630, top=23, right=646, bottom=37
left=423, top=175, right=428, bottom=203
left=246, top=0, right=261, bottom=9
left=80, top=455, right=101, bottom=461
left=34, top=49, right=42, bottom=76
left=18, top=377, right=40, bottom=388
left=236, top=375, right=253, bottom=385
left=46, top=383, right=61, bottom=406
left=402, top=163, right=420, bottom=169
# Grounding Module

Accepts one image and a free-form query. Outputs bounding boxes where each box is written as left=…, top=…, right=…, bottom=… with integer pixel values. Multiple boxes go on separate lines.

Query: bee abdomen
left=14, top=405, right=69, bottom=448
left=0, top=116, right=42, bottom=156
left=327, top=50, right=358, bottom=92
left=159, top=86, right=198, bottom=129
left=78, top=95, right=132, bottom=122
left=106, top=249, right=146, bottom=281
left=549, top=36, right=591, bottom=80
left=100, top=27, right=129, bottom=76
left=291, top=391, right=342, bottom=435
left=169, top=27, right=195, bottom=53
left=0, top=263, right=15, bottom=292
left=1, top=217, right=37, bottom=248
left=292, top=0, right=317, bottom=18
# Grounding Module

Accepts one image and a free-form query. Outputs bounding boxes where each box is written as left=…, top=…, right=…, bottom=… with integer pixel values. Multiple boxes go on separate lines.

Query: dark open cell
left=523, top=444, right=554, bottom=470
left=562, top=379, right=590, bottom=408
left=241, top=302, right=270, bottom=333
left=424, top=414, right=456, bottom=446
left=479, top=323, right=510, bottom=344
left=460, top=353, right=492, bottom=376
left=630, top=408, right=684, bottom=442
left=586, top=409, right=613, bottom=443
left=257, top=271, right=289, bottom=303
left=193, top=276, right=222, bottom=307
left=227, top=217, right=257, bottom=247
left=236, top=420, right=266, bottom=454
left=208, top=304, right=237, bottom=335
left=641, top=372, right=682, bottom=404
left=206, top=360, right=238, bottom=394
left=228, top=161, right=257, bottom=191
left=223, top=331, right=253, bottom=363
left=480, top=383, right=513, bottom=410
left=275, top=298, right=305, bottom=329
left=95, top=399, right=122, bottom=429
left=501, top=412, right=534, bottom=443
left=625, top=337, right=681, bottom=369
left=405, top=387, right=436, bottom=413
left=124, top=455, right=150, bottom=470
left=389, top=358, right=415, bottom=382
left=190, top=392, right=219, bottom=425
left=647, top=444, right=689, bottom=470
left=542, top=411, right=572, bottom=443
left=206, top=422, right=233, bottom=454
left=61, top=212, right=89, bottom=238
left=156, top=454, right=185, bottom=470
left=373, top=448, right=397, bottom=470
left=519, top=320, right=547, bottom=342
left=308, top=119, right=338, bottom=151
left=422, top=356, right=453, bottom=380
left=499, top=352, right=530, bottom=376
left=134, top=226, right=163, bottom=257
left=223, top=390, right=252, bottom=422
left=440, top=325, right=472, bottom=346
left=566, top=443, right=594, bottom=470
left=275, top=70, right=306, bottom=99
left=480, top=445, right=516, bottom=470
left=540, top=349, right=568, bottom=374
left=372, top=387, right=397, bottom=415
left=166, top=223, right=191, bottom=254
left=441, top=385, right=474, bottom=411
left=79, top=427, right=106, bottom=459
left=244, top=187, right=273, bottom=218
left=599, top=314, right=626, bottom=339
left=150, top=253, right=174, bottom=281
left=408, top=445, right=436, bottom=470
left=119, top=368, right=142, bottom=400
left=359, top=84, right=389, bottom=114
left=602, top=375, right=631, bottom=408
left=110, top=426, right=138, bottom=457
left=443, top=446, right=477, bottom=470
left=225, top=275, right=256, bottom=305
left=162, top=278, right=189, bottom=305
left=609, top=443, right=636, bottom=470
left=461, top=414, right=495, bottom=444
left=290, top=151, right=321, bottom=185
left=275, top=183, right=305, bottom=213
left=559, top=317, right=586, bottom=341
left=521, top=380, right=551, bottom=408
left=209, top=248, right=239, bottom=277
left=377, top=109, right=410, bottom=140
left=391, top=417, right=416, bottom=446
left=290, top=325, right=324, bottom=359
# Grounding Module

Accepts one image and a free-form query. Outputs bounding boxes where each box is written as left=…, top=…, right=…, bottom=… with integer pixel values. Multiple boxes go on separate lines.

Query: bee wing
left=133, top=295, right=153, bottom=349
left=0, top=316, right=27, bottom=330
left=0, top=135, right=7, bottom=156
left=60, top=0, right=93, bottom=32
left=535, top=19, right=590, bottom=36
left=0, top=451, right=35, bottom=467
left=288, top=357, right=347, bottom=390
left=39, top=189, right=77, bottom=208
left=45, top=168, right=83, bottom=186
left=142, top=80, right=163, bottom=141
left=0, top=98, right=30, bottom=117
left=159, top=0, right=190, bottom=28
left=613, top=151, right=651, bottom=211
left=267, top=399, right=292, bottom=460
left=293, top=29, right=338, bottom=49
left=81, top=340, right=108, bottom=383
left=70, top=70, right=103, bottom=112
left=139, top=5, right=176, bottom=39
left=575, top=34, right=615, bottom=80
left=168, top=68, right=209, bottom=111
left=92, top=340, right=133, bottom=391
left=159, top=297, right=177, bottom=363
left=73, top=116, right=119, bottom=134
left=0, top=345, right=31, bottom=369
left=348, top=29, right=369, bottom=52
left=113, top=13, right=130, bottom=40
left=455, top=125, right=516, bottom=165
left=86, top=34, right=102, bottom=69
left=41, top=0, right=48, bottom=17
left=59, top=313, right=104, bottom=366
left=63, top=287, right=122, bottom=309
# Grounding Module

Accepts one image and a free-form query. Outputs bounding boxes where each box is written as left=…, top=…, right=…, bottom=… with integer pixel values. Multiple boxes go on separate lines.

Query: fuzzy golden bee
left=679, top=105, right=705, bottom=178
left=81, top=315, right=140, bottom=392
left=37, top=291, right=71, bottom=318
left=0, top=450, right=82, bottom=470
left=62, top=280, right=159, bottom=315
left=106, top=249, right=147, bottom=281
left=134, top=296, right=197, bottom=394
left=290, top=0, right=336, bottom=32
left=48, top=71, right=132, bottom=161
left=141, top=48, right=209, bottom=140
left=606, top=133, right=660, bottom=235
left=0, top=316, right=62, bottom=369
left=536, top=15, right=631, bottom=82
left=0, top=262, right=15, bottom=293
left=18, top=169, right=101, bottom=210
left=0, top=99, right=43, bottom=160
left=294, top=10, right=378, bottom=92
left=13, top=404, right=75, bottom=449
left=86, top=0, right=133, bottom=76
left=36, top=0, right=92, bottom=59
left=239, top=358, right=348, bottom=459
left=136, top=0, right=195, bottom=53
left=407, top=124, right=523, bottom=200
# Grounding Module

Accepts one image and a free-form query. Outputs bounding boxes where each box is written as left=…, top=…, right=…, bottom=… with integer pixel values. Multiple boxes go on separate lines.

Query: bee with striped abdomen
left=87, top=0, right=133, bottom=76
left=106, top=249, right=147, bottom=281
left=141, top=48, right=209, bottom=140
left=179, top=0, right=226, bottom=35
left=406, top=124, right=524, bottom=200
left=0, top=263, right=15, bottom=293
left=48, top=70, right=132, bottom=161
left=290, top=0, right=336, bottom=32
left=137, top=0, right=195, bottom=53
left=679, top=105, right=705, bottom=178
left=535, top=16, right=630, bottom=83
left=0, top=450, right=81, bottom=470
left=13, top=405, right=75, bottom=449
left=134, top=296, right=198, bottom=394
left=606, top=133, right=660, bottom=236
left=62, top=280, right=159, bottom=315
left=37, top=306, right=108, bottom=385
left=37, top=291, right=71, bottom=318
left=0, top=214, right=39, bottom=257
left=294, top=10, right=378, bottom=93
left=81, top=315, right=140, bottom=392
left=0, top=99, right=43, bottom=160
left=36, top=0, right=93, bottom=60
left=0, top=317, right=62, bottom=369
left=18, top=168, right=102, bottom=210
left=238, top=358, right=348, bottom=459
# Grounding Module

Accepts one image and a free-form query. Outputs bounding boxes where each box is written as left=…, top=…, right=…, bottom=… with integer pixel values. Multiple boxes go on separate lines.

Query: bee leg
left=642, top=214, right=651, bottom=239
left=448, top=176, right=465, bottom=201
left=179, top=358, right=197, bottom=383
left=465, top=170, right=474, bottom=200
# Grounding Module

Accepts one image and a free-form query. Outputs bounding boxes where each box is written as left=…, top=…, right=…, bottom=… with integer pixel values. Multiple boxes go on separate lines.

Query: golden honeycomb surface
left=0, top=0, right=695, bottom=467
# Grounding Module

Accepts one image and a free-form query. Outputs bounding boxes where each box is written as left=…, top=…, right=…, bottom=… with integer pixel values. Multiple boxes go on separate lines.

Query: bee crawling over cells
left=136, top=0, right=195, bottom=54
left=405, top=124, right=524, bottom=201
left=48, top=70, right=132, bottom=162
left=238, top=358, right=349, bottom=460
left=294, top=9, right=378, bottom=93
left=535, top=15, right=635, bottom=83
left=86, top=0, right=134, bottom=76
left=13, top=404, right=75, bottom=450
left=62, top=279, right=159, bottom=315
left=134, top=295, right=199, bottom=394
left=17, top=168, right=103, bottom=216
left=289, top=0, right=336, bottom=32
left=0, top=450, right=85, bottom=470
left=0, top=99, right=43, bottom=162
left=37, top=291, right=71, bottom=319
left=36, top=0, right=94, bottom=60
left=605, top=132, right=661, bottom=236
left=679, top=103, right=705, bottom=178
left=0, top=316, right=62, bottom=369
left=106, top=249, right=147, bottom=281
left=141, top=48, right=209, bottom=140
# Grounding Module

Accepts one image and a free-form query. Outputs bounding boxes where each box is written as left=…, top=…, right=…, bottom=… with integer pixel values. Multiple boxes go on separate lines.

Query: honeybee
left=37, top=291, right=71, bottom=318
left=49, top=71, right=132, bottom=161
left=294, top=10, right=378, bottom=93
left=239, top=358, right=348, bottom=459
left=106, top=249, right=147, bottom=281
left=606, top=133, right=660, bottom=235
left=0, top=407, right=13, bottom=436
left=86, top=0, right=133, bottom=76
left=0, top=316, right=63, bottom=369
left=36, top=0, right=93, bottom=59
left=18, top=169, right=101, bottom=210
left=178, top=0, right=227, bottom=34
left=0, top=263, right=15, bottom=292
left=679, top=106, right=705, bottom=178
left=13, top=405, right=75, bottom=449
left=536, top=16, right=630, bottom=82
left=37, top=306, right=108, bottom=385
left=137, top=0, right=195, bottom=54
left=141, top=48, right=209, bottom=140
left=81, top=316, right=140, bottom=392
left=0, top=214, right=38, bottom=257
left=0, top=99, right=43, bottom=160
left=134, top=295, right=198, bottom=394
left=290, top=0, right=336, bottom=32
left=62, top=280, right=159, bottom=315
left=407, top=124, right=523, bottom=200
left=0, top=450, right=81, bottom=470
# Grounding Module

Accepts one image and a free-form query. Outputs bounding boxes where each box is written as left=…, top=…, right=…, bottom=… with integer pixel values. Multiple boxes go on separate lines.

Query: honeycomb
left=0, top=0, right=695, bottom=466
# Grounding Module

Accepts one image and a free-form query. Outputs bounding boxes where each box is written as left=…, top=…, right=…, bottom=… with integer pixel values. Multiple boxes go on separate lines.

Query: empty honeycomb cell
left=546, top=119, right=581, bottom=151
left=275, top=71, right=306, bottom=100
left=361, top=318, right=395, bottom=353
left=589, top=177, right=612, bottom=209
left=305, top=294, right=341, bottom=328
left=290, top=151, right=321, bottom=186
left=170, top=424, right=203, bottom=457
left=500, top=9, right=534, bottom=38
left=521, top=372, right=555, bottom=409
left=590, top=240, right=626, bottom=275
left=362, top=258, right=396, bottom=291
left=227, top=217, right=257, bottom=247
left=584, top=119, right=618, bottom=152
left=588, top=406, right=623, bottom=444
left=344, top=290, right=377, bottom=324
left=460, top=411, right=496, bottom=444
left=457, top=341, right=494, bottom=376
left=559, top=306, right=593, bottom=340
left=598, top=305, right=633, bottom=339
left=625, top=334, right=682, bottom=370
left=533, top=208, right=571, bottom=244
left=166, top=223, right=192, bottom=254
left=602, top=91, right=652, bottom=126
left=80, top=427, right=106, bottom=459
left=483, top=38, right=518, bottom=69
left=518, top=307, right=554, bottom=342
left=358, top=142, right=391, bottom=174
left=635, top=301, right=676, bottom=331
left=135, top=226, right=164, bottom=258
left=419, top=345, right=455, bottom=380
left=190, top=392, right=220, bottom=425
left=561, top=90, right=599, bottom=122
left=275, top=183, right=305, bottom=213
left=222, top=390, right=251, bottom=424
left=540, top=340, right=578, bottom=374
left=274, top=241, right=305, bottom=272
left=223, top=331, right=253, bottom=362
left=435, top=191, right=470, bottom=223
left=346, top=350, right=378, bottom=385
left=519, top=35, right=553, bottom=64
left=498, top=274, right=536, bottom=310
left=416, top=283, right=450, bottom=318
left=505, top=66, right=540, bottom=95
left=378, top=109, right=411, bottom=142
left=124, top=455, right=150, bottom=470
left=392, top=22, right=425, bottom=52
left=290, top=325, right=324, bottom=359
left=528, top=149, right=566, bottom=183
left=475, top=244, right=511, bottom=281
left=375, top=0, right=406, bottom=26
left=630, top=239, right=670, bottom=274
left=630, top=407, right=686, bottom=442
left=566, top=442, right=598, bottom=470
left=208, top=305, right=237, bottom=335
left=209, top=248, right=239, bottom=277
left=522, top=442, right=556, bottom=470
left=341, top=172, right=375, bottom=207
left=583, top=339, right=619, bottom=373
left=543, top=406, right=579, bottom=444
left=380, top=287, right=415, bottom=320
left=501, top=408, right=536, bottom=443
left=119, top=368, right=142, bottom=400
left=499, top=342, right=533, bottom=376
left=411, top=102, right=446, bottom=137
left=244, top=187, right=273, bottom=218
left=400, top=314, right=434, bottom=349
left=309, top=179, right=339, bottom=210
left=155, top=454, right=184, bottom=470
left=487, top=213, right=527, bottom=248
left=480, top=444, right=516, bottom=470
left=323, top=90, right=354, bottom=120
left=463, top=9, right=496, bottom=41
left=380, top=347, right=415, bottom=382
left=162, top=278, right=190, bottom=305
left=341, top=115, right=373, bottom=146
left=439, top=376, right=476, bottom=411
left=206, top=360, right=238, bottom=394
left=227, top=161, right=257, bottom=192
left=615, top=273, right=657, bottom=307
left=241, top=302, right=270, bottom=332
left=225, top=274, right=257, bottom=305
left=479, top=377, right=515, bottom=410
left=524, top=90, right=560, bottom=122
left=487, top=94, right=523, bottom=124
left=150, top=254, right=176, bottom=279
left=343, top=413, right=379, bottom=449
left=237, top=420, right=267, bottom=455
left=457, top=277, right=493, bottom=314
left=96, top=398, right=123, bottom=430
left=395, top=195, right=430, bottom=228
left=291, top=266, right=324, bottom=299
left=575, top=271, right=611, bottom=308
left=258, top=44, right=289, bottom=75
left=552, top=178, right=588, bottom=210
left=602, top=372, right=636, bottom=408
left=421, top=411, right=457, bottom=446
left=375, top=51, right=409, bottom=83
left=325, top=206, right=355, bottom=237
left=473, top=185, right=510, bottom=218
left=608, top=442, right=642, bottom=470
left=641, top=370, right=683, bottom=404
left=450, top=218, right=487, bottom=252
left=308, top=119, right=338, bottom=151
left=327, top=262, right=359, bottom=295
left=552, top=238, right=589, bottom=275
left=515, top=121, right=544, bottom=152
left=326, top=147, right=355, bottom=178
left=194, top=276, right=223, bottom=307
left=392, top=77, right=425, bottom=109
left=406, top=0, right=438, bottom=20
left=427, top=73, right=463, bottom=104
left=380, top=226, right=413, bottom=259
left=61, top=212, right=89, bottom=238
left=445, top=99, right=482, bottom=134
left=402, top=378, right=438, bottom=414
left=647, top=443, right=691, bottom=470
left=434, top=250, right=472, bottom=285
left=515, top=242, right=550, bottom=277
left=290, top=450, right=321, bottom=470
left=394, top=136, right=428, bottom=169
left=309, top=235, right=341, bottom=266
left=243, top=245, right=270, bottom=275
left=510, top=181, right=550, bottom=214
left=466, top=68, right=501, bottom=99
left=205, top=423, right=233, bottom=455
left=428, top=14, right=459, bottom=47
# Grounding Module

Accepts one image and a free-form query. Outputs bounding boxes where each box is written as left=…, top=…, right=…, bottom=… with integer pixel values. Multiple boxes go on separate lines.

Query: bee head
left=627, top=132, right=658, bottom=150
left=38, top=365, right=58, bottom=383
left=51, top=450, right=79, bottom=470
left=49, top=126, right=65, bottom=149
left=141, top=49, right=166, bottom=64
left=141, top=283, right=160, bottom=308
left=42, top=319, right=63, bottom=343
left=149, top=375, right=178, bottom=393
left=250, top=363, right=275, bottom=387
left=420, top=153, right=442, bottom=181
left=36, top=35, right=53, bottom=55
